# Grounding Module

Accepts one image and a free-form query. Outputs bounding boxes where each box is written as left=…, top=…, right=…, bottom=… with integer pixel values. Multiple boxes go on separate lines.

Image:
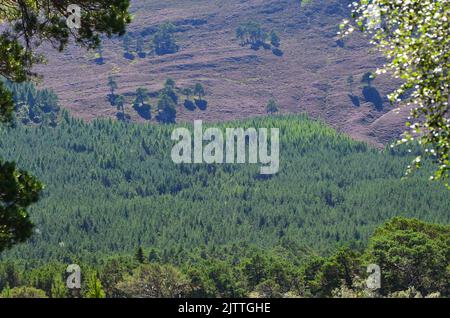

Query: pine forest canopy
left=0, top=1, right=132, bottom=253
left=0, top=114, right=448, bottom=265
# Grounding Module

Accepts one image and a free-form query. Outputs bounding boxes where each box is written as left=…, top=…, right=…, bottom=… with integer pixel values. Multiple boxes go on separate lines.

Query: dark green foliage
left=0, top=161, right=42, bottom=253
left=0, top=115, right=448, bottom=266
left=182, top=88, right=192, bottom=100
left=107, top=75, right=118, bottom=106
left=156, top=93, right=177, bottom=123
left=364, top=217, right=450, bottom=296
left=301, top=247, right=361, bottom=297
left=116, top=263, right=190, bottom=297
left=133, top=88, right=151, bottom=120
left=112, top=78, right=206, bottom=119
left=0, top=261, right=21, bottom=290
left=162, top=78, right=179, bottom=104
left=0, top=81, right=14, bottom=124
left=98, top=257, right=136, bottom=297
left=301, top=218, right=450, bottom=297
left=84, top=272, right=106, bottom=298
left=236, top=22, right=282, bottom=55
left=0, top=0, right=131, bottom=260
left=182, top=84, right=208, bottom=111
left=115, top=95, right=129, bottom=121
left=2, top=80, right=61, bottom=126
left=1, top=286, right=48, bottom=298
left=194, top=83, right=205, bottom=100
left=236, top=22, right=268, bottom=48
left=361, top=72, right=374, bottom=87
left=148, top=248, right=161, bottom=263
left=134, top=246, right=145, bottom=264
left=270, top=31, right=281, bottom=48
left=155, top=78, right=178, bottom=123
left=0, top=34, right=33, bottom=83
left=153, top=23, right=179, bottom=55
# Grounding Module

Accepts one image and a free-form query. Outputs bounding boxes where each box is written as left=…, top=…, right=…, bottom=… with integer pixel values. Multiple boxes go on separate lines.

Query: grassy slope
left=35, top=0, right=406, bottom=147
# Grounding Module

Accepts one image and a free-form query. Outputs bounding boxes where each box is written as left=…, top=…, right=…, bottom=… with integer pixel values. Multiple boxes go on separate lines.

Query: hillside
left=0, top=115, right=448, bottom=264
left=34, top=0, right=407, bottom=147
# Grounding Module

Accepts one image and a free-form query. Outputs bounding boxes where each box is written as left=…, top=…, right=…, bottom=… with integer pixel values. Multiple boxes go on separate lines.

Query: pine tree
left=194, top=83, right=205, bottom=100
left=122, top=34, right=132, bottom=56
left=51, top=274, right=68, bottom=298
left=85, top=273, right=106, bottom=298
left=361, top=72, right=374, bottom=87
left=153, top=23, right=179, bottom=55
left=135, top=246, right=145, bottom=264
left=182, top=88, right=192, bottom=100
left=270, top=31, right=280, bottom=48
left=0, top=284, right=12, bottom=298
left=133, top=88, right=149, bottom=110
left=148, top=248, right=161, bottom=263
left=156, top=93, right=177, bottom=123
left=162, top=79, right=178, bottom=104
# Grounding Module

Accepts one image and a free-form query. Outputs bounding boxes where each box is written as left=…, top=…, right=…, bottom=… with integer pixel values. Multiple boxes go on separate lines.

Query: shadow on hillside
left=123, top=52, right=135, bottom=60
left=134, top=105, right=151, bottom=120
left=362, top=86, right=383, bottom=111
left=195, top=99, right=208, bottom=111
left=107, top=94, right=116, bottom=105
left=272, top=48, right=284, bottom=57
left=116, top=112, right=131, bottom=121
left=184, top=99, right=196, bottom=111
left=348, top=94, right=360, bottom=107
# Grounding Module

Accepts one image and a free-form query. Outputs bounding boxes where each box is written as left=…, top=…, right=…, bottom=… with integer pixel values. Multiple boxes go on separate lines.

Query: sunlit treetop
left=341, top=0, right=450, bottom=187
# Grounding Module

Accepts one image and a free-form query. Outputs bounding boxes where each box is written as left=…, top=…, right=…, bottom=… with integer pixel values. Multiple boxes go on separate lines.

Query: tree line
left=107, top=76, right=207, bottom=123
left=1, top=79, right=60, bottom=127
left=0, top=114, right=448, bottom=267
left=0, top=217, right=447, bottom=298
left=236, top=22, right=283, bottom=56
